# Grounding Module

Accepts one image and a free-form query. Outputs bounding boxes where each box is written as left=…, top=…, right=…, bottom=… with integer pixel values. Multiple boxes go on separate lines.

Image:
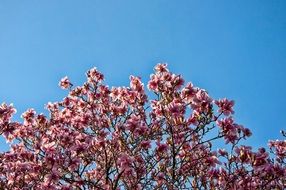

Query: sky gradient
left=0, top=1, right=286, bottom=150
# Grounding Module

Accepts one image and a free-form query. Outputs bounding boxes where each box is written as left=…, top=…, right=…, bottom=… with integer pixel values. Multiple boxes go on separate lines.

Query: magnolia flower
left=215, top=98, right=235, bottom=116
left=59, top=76, right=71, bottom=89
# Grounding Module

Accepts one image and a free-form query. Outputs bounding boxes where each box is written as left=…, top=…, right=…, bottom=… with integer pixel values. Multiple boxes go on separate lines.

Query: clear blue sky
left=0, top=1, right=285, bottom=150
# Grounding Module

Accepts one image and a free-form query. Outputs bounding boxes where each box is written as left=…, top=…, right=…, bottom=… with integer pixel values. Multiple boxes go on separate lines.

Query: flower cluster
left=0, top=64, right=285, bottom=189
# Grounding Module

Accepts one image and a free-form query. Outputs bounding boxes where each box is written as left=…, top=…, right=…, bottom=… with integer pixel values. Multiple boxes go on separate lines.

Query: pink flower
left=167, top=99, right=185, bottom=118
left=217, top=117, right=240, bottom=144
left=117, top=153, right=134, bottom=174
left=269, top=140, right=286, bottom=160
left=0, top=103, right=16, bottom=124
left=215, top=98, right=235, bottom=116
left=154, top=63, right=168, bottom=73
left=156, top=142, right=168, bottom=153
left=156, top=172, right=165, bottom=185
left=130, top=75, right=144, bottom=92
left=134, top=124, right=148, bottom=136
left=140, top=140, right=151, bottom=150
left=86, top=67, right=104, bottom=82
left=47, top=168, right=60, bottom=182
left=147, top=74, right=160, bottom=91
left=191, top=89, right=212, bottom=113
left=171, top=74, right=185, bottom=90
left=181, top=82, right=198, bottom=101
left=59, top=76, right=71, bottom=89
left=21, top=108, right=36, bottom=125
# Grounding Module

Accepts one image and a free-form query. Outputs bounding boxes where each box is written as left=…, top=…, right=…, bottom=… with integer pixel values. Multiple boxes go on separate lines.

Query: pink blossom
left=156, top=142, right=169, bottom=153
left=154, top=63, right=168, bottom=73
left=59, top=76, right=71, bottom=89
left=86, top=67, right=104, bottom=82
left=215, top=98, right=235, bottom=116
left=140, top=140, right=151, bottom=150
left=130, top=75, right=144, bottom=92
left=181, top=82, right=198, bottom=101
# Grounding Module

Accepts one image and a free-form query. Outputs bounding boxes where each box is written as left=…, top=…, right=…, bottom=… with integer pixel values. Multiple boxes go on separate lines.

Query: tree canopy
left=0, top=64, right=285, bottom=189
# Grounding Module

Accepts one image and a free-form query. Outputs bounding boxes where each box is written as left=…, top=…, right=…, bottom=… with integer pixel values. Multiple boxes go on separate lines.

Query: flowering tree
left=0, top=64, right=285, bottom=189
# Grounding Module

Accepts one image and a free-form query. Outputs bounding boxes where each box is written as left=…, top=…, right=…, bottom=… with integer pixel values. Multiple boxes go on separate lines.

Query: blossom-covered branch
left=0, top=64, right=285, bottom=189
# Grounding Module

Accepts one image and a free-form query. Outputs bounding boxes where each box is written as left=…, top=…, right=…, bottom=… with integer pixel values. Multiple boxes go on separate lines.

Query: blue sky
left=0, top=1, right=285, bottom=150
